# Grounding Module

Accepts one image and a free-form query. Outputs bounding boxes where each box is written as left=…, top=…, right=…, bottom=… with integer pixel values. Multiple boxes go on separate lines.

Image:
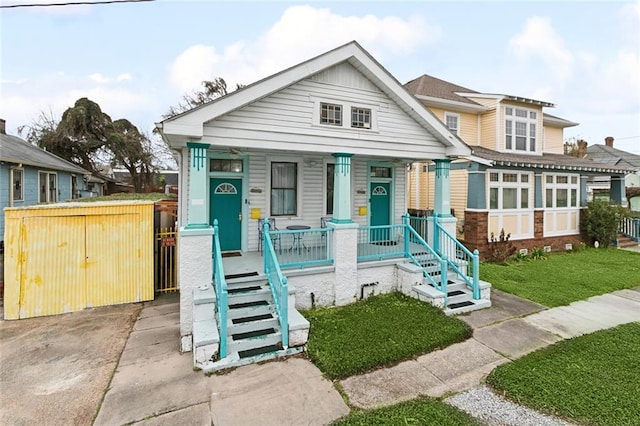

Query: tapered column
left=332, top=153, right=354, bottom=223
left=433, top=159, right=452, bottom=217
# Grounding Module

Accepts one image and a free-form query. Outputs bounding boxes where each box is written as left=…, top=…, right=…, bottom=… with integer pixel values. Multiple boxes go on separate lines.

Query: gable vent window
left=351, top=107, right=371, bottom=129
left=320, top=103, right=342, bottom=126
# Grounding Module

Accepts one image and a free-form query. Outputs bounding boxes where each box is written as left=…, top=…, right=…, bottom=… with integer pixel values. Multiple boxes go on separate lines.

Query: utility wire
left=1, top=0, right=153, bottom=8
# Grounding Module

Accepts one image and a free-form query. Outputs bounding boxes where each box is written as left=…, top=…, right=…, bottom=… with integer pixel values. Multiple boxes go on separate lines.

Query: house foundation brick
left=462, top=209, right=586, bottom=260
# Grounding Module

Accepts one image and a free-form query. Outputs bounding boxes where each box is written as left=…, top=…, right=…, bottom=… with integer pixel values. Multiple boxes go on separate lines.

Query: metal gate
left=155, top=226, right=178, bottom=293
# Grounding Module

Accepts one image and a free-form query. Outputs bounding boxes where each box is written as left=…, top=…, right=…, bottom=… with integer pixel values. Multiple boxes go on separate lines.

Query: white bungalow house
left=157, top=41, right=491, bottom=370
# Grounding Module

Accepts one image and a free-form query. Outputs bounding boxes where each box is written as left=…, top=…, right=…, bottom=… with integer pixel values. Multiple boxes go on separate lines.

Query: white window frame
left=504, top=106, right=538, bottom=153
left=267, top=157, right=302, bottom=218
left=543, top=173, right=580, bottom=209
left=11, top=167, right=24, bottom=202
left=38, top=171, right=58, bottom=203
left=444, top=112, right=460, bottom=135
left=312, top=97, right=378, bottom=132
left=487, top=170, right=533, bottom=211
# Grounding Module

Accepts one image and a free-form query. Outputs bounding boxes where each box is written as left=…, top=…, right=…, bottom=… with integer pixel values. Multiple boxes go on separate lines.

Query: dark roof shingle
left=0, top=133, right=89, bottom=174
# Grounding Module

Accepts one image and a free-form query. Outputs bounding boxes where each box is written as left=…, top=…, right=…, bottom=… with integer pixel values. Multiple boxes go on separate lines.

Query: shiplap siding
left=544, top=126, right=564, bottom=154
left=450, top=168, right=468, bottom=222
left=427, top=107, right=479, bottom=146
left=202, top=62, right=448, bottom=159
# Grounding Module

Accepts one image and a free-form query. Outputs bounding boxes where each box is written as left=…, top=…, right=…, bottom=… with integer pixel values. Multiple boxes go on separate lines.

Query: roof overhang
left=456, top=92, right=555, bottom=108
left=543, top=114, right=579, bottom=128
left=414, top=94, right=488, bottom=113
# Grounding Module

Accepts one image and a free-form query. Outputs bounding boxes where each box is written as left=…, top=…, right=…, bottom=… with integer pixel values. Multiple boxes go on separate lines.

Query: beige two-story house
left=405, top=75, right=631, bottom=258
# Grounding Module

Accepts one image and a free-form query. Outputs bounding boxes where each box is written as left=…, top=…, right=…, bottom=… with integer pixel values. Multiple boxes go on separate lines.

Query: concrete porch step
left=228, top=316, right=280, bottom=335
left=444, top=298, right=492, bottom=315
left=228, top=304, right=274, bottom=319
left=228, top=288, right=272, bottom=306
left=228, top=330, right=283, bottom=354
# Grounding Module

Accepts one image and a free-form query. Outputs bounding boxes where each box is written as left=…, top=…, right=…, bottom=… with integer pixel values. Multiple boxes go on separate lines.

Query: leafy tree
left=162, top=77, right=244, bottom=118
left=19, top=98, right=166, bottom=192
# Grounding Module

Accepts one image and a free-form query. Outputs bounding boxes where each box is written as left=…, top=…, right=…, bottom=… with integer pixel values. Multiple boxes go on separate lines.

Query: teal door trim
left=366, top=161, right=395, bottom=227
left=208, top=154, right=249, bottom=252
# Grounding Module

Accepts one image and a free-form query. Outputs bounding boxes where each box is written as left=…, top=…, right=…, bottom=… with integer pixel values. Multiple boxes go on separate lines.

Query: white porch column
left=179, top=142, right=213, bottom=352
left=331, top=153, right=354, bottom=224
left=330, top=222, right=359, bottom=306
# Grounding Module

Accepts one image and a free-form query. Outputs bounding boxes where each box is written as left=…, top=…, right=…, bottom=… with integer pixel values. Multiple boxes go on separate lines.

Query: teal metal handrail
left=357, top=223, right=406, bottom=261
left=212, top=219, right=228, bottom=358
left=263, top=219, right=289, bottom=349
left=433, top=219, right=480, bottom=299
left=403, top=215, right=448, bottom=301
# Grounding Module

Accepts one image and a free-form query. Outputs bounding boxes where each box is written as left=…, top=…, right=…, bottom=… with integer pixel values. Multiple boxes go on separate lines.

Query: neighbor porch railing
left=433, top=219, right=480, bottom=299
left=212, top=219, right=228, bottom=358
left=268, top=227, right=334, bottom=269
left=620, top=217, right=640, bottom=242
left=263, top=219, right=289, bottom=349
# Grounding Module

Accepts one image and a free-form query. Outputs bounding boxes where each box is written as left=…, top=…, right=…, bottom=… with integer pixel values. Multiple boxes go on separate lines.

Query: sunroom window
left=544, top=173, right=579, bottom=208
left=488, top=170, right=532, bottom=210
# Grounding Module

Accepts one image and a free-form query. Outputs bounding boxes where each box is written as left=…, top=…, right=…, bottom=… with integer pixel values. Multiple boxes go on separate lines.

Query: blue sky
left=1, top=0, right=639, bottom=154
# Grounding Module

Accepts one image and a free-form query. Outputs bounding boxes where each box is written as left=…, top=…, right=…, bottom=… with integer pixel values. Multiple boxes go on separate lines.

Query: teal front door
left=210, top=178, right=242, bottom=251
left=370, top=182, right=391, bottom=241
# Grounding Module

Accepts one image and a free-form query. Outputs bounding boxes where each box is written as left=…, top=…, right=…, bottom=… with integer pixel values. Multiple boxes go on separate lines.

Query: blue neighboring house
left=0, top=118, right=91, bottom=240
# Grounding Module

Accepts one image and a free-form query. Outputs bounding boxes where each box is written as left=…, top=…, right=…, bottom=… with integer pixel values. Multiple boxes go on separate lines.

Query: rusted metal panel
left=3, top=201, right=155, bottom=319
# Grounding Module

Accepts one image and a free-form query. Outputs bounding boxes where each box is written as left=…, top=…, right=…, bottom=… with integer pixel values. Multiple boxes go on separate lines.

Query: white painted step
left=227, top=304, right=274, bottom=319
left=228, top=331, right=283, bottom=354
left=228, top=317, right=279, bottom=335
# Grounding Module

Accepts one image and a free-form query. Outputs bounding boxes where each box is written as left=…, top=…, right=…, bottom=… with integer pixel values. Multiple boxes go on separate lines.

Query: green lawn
left=487, top=322, right=640, bottom=425
left=332, top=397, right=480, bottom=425
left=302, top=292, right=471, bottom=380
left=481, top=248, right=640, bottom=307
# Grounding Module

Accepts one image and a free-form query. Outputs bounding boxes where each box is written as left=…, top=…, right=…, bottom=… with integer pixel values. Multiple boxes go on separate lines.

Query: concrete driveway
left=0, top=302, right=141, bottom=425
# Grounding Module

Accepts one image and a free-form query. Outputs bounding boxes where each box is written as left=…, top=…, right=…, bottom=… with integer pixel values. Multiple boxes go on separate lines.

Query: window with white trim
left=320, top=103, right=342, bottom=126
left=488, top=170, right=532, bottom=210
left=12, top=168, right=23, bottom=201
left=271, top=162, right=297, bottom=216
left=505, top=107, right=537, bottom=152
left=444, top=112, right=459, bottom=135
left=39, top=171, right=57, bottom=203
left=351, top=107, right=371, bottom=129
left=544, top=173, right=579, bottom=208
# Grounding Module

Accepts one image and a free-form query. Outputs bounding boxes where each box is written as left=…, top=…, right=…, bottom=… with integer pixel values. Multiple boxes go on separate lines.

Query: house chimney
left=605, top=136, right=614, bottom=147
left=577, top=140, right=588, bottom=158
left=0, top=118, right=6, bottom=135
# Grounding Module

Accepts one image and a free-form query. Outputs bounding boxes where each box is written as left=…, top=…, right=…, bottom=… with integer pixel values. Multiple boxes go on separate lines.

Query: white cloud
left=509, top=16, right=573, bottom=83
left=116, top=73, right=132, bottom=82
left=89, top=73, right=110, bottom=84
left=167, top=5, right=439, bottom=95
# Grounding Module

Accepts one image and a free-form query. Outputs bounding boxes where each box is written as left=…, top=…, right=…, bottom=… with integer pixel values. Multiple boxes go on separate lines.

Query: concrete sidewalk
left=95, top=287, right=640, bottom=424
left=340, top=288, right=640, bottom=410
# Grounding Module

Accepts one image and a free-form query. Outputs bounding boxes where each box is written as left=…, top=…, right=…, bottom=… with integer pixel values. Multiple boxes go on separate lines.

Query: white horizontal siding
left=203, top=62, right=447, bottom=160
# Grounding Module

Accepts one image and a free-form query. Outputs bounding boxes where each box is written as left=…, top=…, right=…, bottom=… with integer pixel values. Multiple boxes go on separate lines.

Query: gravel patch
left=445, top=385, right=576, bottom=426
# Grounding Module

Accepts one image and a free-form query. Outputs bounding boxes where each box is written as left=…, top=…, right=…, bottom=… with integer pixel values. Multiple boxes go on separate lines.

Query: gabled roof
left=0, top=132, right=89, bottom=174
left=159, top=41, right=470, bottom=157
left=586, top=144, right=640, bottom=170
left=470, top=145, right=634, bottom=174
